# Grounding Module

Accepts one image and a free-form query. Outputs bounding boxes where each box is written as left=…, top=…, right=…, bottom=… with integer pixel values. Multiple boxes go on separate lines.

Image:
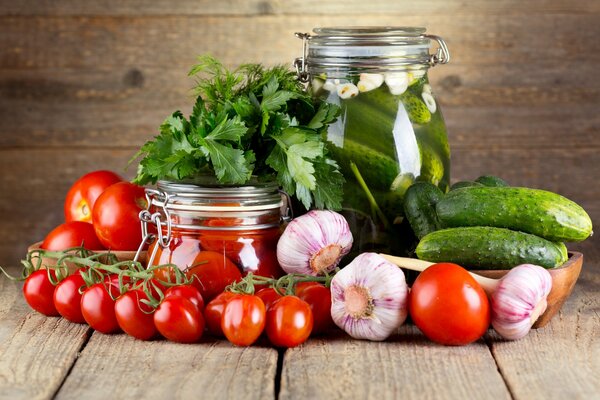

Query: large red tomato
left=41, top=221, right=105, bottom=251
left=409, top=263, right=491, bottom=346
left=92, top=182, right=147, bottom=251
left=185, top=251, right=242, bottom=302
left=64, top=170, right=122, bottom=223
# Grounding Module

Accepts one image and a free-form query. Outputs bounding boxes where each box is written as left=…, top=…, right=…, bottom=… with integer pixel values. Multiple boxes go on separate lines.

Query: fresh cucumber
left=475, top=175, right=509, bottom=187
left=555, top=242, right=569, bottom=261
left=357, top=85, right=431, bottom=124
left=416, top=227, right=568, bottom=269
left=403, top=182, right=444, bottom=239
left=436, top=187, right=593, bottom=242
left=450, top=181, right=484, bottom=191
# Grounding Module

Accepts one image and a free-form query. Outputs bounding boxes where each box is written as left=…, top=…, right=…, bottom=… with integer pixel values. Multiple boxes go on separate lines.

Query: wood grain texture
left=55, top=334, right=278, bottom=400
left=0, top=266, right=90, bottom=400
left=279, top=328, right=511, bottom=400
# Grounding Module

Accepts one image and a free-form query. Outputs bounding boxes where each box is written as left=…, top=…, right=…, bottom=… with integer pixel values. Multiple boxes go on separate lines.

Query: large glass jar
left=143, top=177, right=288, bottom=298
left=295, top=27, right=451, bottom=256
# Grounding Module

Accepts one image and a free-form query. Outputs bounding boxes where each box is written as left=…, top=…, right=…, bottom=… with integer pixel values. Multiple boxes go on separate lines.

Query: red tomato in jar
left=165, top=285, right=204, bottom=311
left=221, top=294, right=266, bottom=346
left=154, top=296, right=204, bottom=343
left=23, top=269, right=59, bottom=316
left=64, top=170, right=122, bottom=223
left=296, top=284, right=334, bottom=335
left=204, top=291, right=236, bottom=337
left=266, top=296, right=313, bottom=348
left=409, top=263, right=491, bottom=346
left=41, top=221, right=105, bottom=251
left=185, top=251, right=242, bottom=302
left=53, top=273, right=87, bottom=323
left=81, top=282, right=121, bottom=333
left=92, top=182, right=148, bottom=251
left=114, top=289, right=157, bottom=341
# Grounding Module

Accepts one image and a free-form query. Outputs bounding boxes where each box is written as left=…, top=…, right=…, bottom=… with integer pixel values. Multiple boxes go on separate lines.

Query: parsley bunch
left=132, top=55, right=344, bottom=210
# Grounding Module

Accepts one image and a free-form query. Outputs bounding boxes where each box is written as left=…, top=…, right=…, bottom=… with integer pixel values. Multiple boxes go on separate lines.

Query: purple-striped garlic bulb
left=276, top=210, right=353, bottom=276
left=490, top=264, right=552, bottom=340
left=330, top=253, right=408, bottom=341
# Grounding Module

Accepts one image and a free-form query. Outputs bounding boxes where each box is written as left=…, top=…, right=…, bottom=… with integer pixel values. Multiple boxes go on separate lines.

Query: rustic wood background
left=0, top=0, right=598, bottom=266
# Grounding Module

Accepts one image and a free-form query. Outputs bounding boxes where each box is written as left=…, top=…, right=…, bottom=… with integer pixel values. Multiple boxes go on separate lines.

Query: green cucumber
left=475, top=175, right=509, bottom=187
left=436, top=187, right=593, bottom=242
left=418, top=144, right=444, bottom=186
left=401, top=91, right=431, bottom=124
left=450, top=181, right=484, bottom=191
left=416, top=227, right=568, bottom=269
left=357, top=85, right=431, bottom=124
left=554, top=242, right=569, bottom=261
left=403, top=182, right=444, bottom=239
left=344, top=96, right=397, bottom=157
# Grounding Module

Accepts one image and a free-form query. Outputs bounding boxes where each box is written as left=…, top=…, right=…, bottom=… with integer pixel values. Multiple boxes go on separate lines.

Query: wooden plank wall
left=0, top=0, right=598, bottom=266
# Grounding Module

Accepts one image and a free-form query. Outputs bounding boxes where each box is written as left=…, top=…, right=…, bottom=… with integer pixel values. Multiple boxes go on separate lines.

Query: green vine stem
left=227, top=271, right=334, bottom=296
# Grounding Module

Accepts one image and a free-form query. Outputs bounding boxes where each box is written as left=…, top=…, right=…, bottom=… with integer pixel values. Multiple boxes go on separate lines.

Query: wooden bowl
left=472, top=252, right=583, bottom=328
left=27, top=241, right=147, bottom=274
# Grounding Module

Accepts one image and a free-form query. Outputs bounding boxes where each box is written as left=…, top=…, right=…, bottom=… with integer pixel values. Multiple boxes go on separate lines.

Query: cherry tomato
left=221, top=294, right=266, bottom=346
left=53, top=273, right=86, bottom=323
left=154, top=296, right=204, bottom=343
left=92, top=182, right=148, bottom=251
left=256, top=287, right=282, bottom=311
left=165, top=285, right=204, bottom=311
left=266, top=296, right=313, bottom=348
left=114, top=289, right=157, bottom=341
left=104, top=274, right=131, bottom=298
left=204, top=291, right=236, bottom=337
left=409, top=263, right=491, bottom=346
left=81, top=283, right=121, bottom=333
left=22, top=269, right=59, bottom=316
left=296, top=284, right=334, bottom=335
left=185, top=251, right=242, bottom=302
left=295, top=281, right=321, bottom=296
left=41, top=221, right=105, bottom=251
left=64, top=170, right=122, bottom=223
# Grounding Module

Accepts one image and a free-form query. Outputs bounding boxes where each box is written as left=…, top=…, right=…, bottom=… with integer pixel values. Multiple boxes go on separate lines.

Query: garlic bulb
left=337, top=83, right=359, bottom=99
left=491, top=264, right=552, bottom=340
left=277, top=210, right=353, bottom=276
left=330, top=253, right=408, bottom=341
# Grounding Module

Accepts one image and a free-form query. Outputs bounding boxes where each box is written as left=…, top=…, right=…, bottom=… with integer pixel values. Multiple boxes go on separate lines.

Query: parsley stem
left=349, top=162, right=391, bottom=230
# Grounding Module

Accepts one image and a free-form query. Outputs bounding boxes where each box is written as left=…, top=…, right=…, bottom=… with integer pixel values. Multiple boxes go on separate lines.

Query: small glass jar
left=294, top=27, right=451, bottom=256
left=142, top=177, right=288, bottom=282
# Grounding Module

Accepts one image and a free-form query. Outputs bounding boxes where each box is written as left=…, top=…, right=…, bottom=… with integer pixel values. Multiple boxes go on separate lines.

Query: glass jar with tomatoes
left=142, top=177, right=288, bottom=300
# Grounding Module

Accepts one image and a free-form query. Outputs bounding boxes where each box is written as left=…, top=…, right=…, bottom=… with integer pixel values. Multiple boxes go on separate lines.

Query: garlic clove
left=491, top=264, right=552, bottom=340
left=384, top=72, right=409, bottom=95
left=330, top=253, right=408, bottom=341
left=323, top=80, right=337, bottom=92
left=357, top=73, right=384, bottom=92
left=422, top=83, right=433, bottom=94
left=421, top=91, right=437, bottom=113
left=276, top=210, right=353, bottom=276
left=337, top=83, right=359, bottom=99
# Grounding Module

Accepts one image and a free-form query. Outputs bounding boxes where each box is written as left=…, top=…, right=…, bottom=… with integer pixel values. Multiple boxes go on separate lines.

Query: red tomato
left=81, top=283, right=121, bottom=333
left=409, top=263, right=491, bottom=346
left=221, top=294, right=266, bottom=346
left=297, top=284, right=334, bottom=335
left=295, top=281, right=321, bottom=296
left=64, top=170, right=122, bottom=223
left=114, top=290, right=157, bottom=341
left=256, top=287, right=283, bottom=311
left=92, top=182, right=147, bottom=251
left=104, top=274, right=131, bottom=298
left=41, top=221, right=105, bottom=251
left=266, top=296, right=313, bottom=348
left=204, top=291, right=236, bottom=337
left=185, top=251, right=242, bottom=302
left=165, top=285, right=204, bottom=311
left=53, top=273, right=86, bottom=323
left=154, top=296, right=204, bottom=343
left=23, top=269, right=59, bottom=316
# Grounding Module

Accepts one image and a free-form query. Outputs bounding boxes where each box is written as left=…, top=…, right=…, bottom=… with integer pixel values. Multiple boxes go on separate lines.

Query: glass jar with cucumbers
left=294, top=27, right=451, bottom=256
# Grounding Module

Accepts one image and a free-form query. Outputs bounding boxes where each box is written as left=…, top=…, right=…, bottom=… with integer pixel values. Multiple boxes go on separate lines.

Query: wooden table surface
left=1, top=241, right=597, bottom=400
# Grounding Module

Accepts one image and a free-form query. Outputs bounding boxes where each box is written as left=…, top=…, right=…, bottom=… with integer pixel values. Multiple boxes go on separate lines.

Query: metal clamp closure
left=293, top=32, right=311, bottom=83
left=133, top=188, right=172, bottom=267
left=423, top=34, right=450, bottom=66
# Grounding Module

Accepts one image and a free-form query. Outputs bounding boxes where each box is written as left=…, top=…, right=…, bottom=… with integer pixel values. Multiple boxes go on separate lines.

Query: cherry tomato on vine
left=154, top=296, right=204, bottom=343
left=221, top=294, right=266, bottom=346
left=64, top=170, right=122, bottom=223
left=92, top=182, right=148, bottom=251
left=23, top=269, right=59, bottom=316
left=296, top=283, right=334, bottom=335
left=81, top=283, right=121, bottom=333
left=114, top=289, right=157, bottom=341
left=165, top=285, right=204, bottom=311
left=295, top=282, right=321, bottom=296
left=409, top=263, right=491, bottom=346
left=204, top=291, right=236, bottom=337
left=41, top=221, right=105, bottom=251
left=53, top=273, right=86, bottom=323
left=185, top=251, right=242, bottom=302
left=266, top=296, right=313, bottom=348
left=256, top=287, right=282, bottom=311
